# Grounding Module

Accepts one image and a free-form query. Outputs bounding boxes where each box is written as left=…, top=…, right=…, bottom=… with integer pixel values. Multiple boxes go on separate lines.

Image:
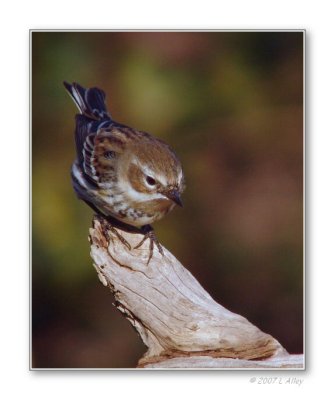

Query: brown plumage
left=64, top=81, right=185, bottom=262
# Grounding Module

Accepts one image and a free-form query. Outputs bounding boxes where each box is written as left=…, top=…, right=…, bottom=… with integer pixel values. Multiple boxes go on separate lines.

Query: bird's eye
left=104, top=151, right=115, bottom=159
left=146, top=176, right=156, bottom=186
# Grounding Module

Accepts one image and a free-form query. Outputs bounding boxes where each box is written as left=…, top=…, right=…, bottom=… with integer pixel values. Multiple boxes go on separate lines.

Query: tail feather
left=63, top=81, right=111, bottom=121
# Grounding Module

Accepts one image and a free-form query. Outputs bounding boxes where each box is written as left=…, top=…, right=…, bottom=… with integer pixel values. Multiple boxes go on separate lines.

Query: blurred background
left=32, top=31, right=303, bottom=368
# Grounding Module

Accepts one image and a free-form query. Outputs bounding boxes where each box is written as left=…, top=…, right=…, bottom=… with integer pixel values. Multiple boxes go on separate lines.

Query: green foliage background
left=32, top=31, right=303, bottom=368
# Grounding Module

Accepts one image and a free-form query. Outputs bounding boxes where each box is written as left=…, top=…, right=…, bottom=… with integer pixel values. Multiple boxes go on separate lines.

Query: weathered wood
left=141, top=354, right=304, bottom=369
left=89, top=216, right=304, bottom=369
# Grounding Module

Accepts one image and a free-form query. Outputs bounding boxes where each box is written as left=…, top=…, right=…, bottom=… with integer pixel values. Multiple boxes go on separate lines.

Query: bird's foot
left=134, top=225, right=164, bottom=264
left=96, top=214, right=131, bottom=250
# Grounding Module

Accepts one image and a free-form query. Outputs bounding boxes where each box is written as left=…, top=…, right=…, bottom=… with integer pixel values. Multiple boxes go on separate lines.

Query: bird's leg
left=134, top=225, right=164, bottom=264
left=83, top=200, right=133, bottom=250
left=95, top=213, right=132, bottom=251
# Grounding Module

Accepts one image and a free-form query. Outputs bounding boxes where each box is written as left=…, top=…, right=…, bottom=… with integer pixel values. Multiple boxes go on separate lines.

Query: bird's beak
left=165, top=189, right=183, bottom=207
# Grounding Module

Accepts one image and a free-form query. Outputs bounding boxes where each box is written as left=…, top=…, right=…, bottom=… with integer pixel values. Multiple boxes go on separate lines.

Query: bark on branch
left=88, top=216, right=304, bottom=369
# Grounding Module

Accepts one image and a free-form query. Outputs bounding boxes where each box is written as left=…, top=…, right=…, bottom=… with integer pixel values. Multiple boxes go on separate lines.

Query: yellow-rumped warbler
left=64, top=82, right=185, bottom=262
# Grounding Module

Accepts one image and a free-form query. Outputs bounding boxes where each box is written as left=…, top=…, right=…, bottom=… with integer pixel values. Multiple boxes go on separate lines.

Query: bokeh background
left=32, top=31, right=303, bottom=368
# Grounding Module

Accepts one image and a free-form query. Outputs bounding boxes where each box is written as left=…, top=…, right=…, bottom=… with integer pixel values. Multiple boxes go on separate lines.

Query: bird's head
left=119, top=136, right=185, bottom=209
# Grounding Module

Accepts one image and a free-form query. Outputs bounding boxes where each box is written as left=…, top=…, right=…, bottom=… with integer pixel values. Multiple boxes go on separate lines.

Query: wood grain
left=89, top=216, right=304, bottom=369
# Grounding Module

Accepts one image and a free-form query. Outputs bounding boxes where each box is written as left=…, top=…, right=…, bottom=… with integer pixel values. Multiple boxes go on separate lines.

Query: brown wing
left=82, top=128, right=127, bottom=187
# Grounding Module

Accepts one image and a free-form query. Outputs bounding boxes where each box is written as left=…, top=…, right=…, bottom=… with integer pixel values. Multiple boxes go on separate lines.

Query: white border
left=4, top=0, right=334, bottom=396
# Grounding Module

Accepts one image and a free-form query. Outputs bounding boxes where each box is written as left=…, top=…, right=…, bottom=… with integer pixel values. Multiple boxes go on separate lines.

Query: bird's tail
left=63, top=81, right=111, bottom=121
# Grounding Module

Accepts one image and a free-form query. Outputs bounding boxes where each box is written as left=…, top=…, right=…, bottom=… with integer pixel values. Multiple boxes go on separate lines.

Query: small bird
left=64, top=81, right=185, bottom=262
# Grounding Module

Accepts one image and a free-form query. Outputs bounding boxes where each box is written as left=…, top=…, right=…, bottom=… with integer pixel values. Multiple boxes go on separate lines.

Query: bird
left=64, top=81, right=185, bottom=263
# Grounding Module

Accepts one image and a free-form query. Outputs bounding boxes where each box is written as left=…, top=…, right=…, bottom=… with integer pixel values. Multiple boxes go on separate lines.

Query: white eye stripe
left=139, top=164, right=155, bottom=180
left=117, top=177, right=168, bottom=203
left=143, top=168, right=167, bottom=187
left=132, top=160, right=164, bottom=186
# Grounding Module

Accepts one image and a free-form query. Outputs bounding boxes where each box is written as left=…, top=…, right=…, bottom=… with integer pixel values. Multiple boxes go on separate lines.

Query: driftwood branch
left=89, top=216, right=304, bottom=369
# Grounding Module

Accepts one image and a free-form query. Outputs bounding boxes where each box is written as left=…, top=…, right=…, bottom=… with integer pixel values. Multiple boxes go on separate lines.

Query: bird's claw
left=134, top=227, right=164, bottom=264
left=97, top=214, right=132, bottom=250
